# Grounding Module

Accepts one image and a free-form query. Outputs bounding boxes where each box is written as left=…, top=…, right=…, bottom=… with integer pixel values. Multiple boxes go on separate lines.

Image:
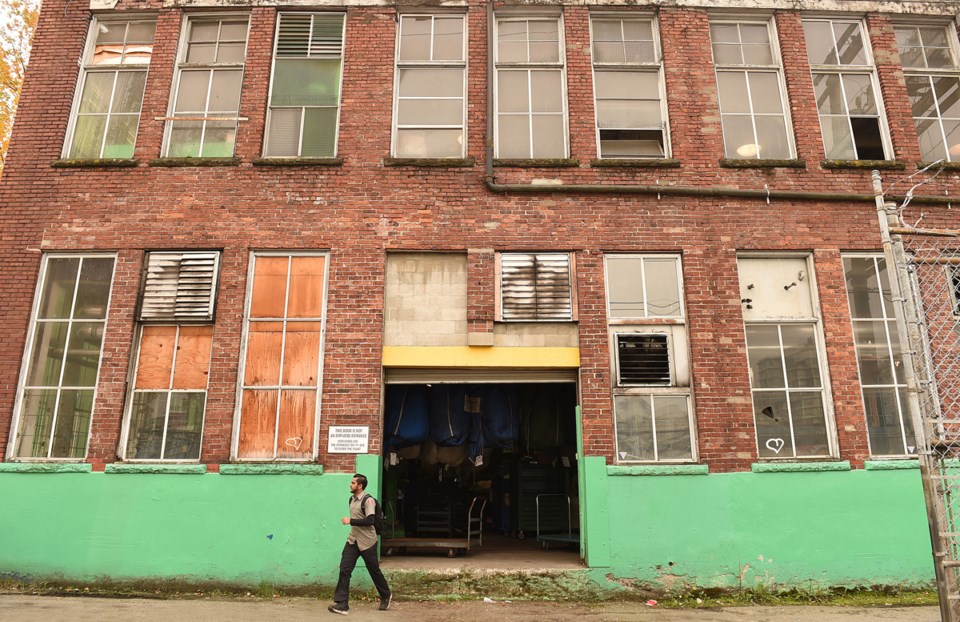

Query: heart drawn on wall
left=765, top=438, right=785, bottom=454
left=285, top=437, right=303, bottom=450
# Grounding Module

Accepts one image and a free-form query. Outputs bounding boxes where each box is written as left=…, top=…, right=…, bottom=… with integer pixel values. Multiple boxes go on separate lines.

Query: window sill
left=149, top=157, right=241, bottom=168
left=590, top=158, right=680, bottom=169
left=864, top=459, right=919, bottom=470
left=607, top=464, right=708, bottom=476
left=821, top=159, right=905, bottom=170
left=219, top=463, right=324, bottom=475
left=104, top=463, right=207, bottom=474
left=0, top=462, right=92, bottom=473
left=751, top=460, right=850, bottom=473
left=383, top=157, right=475, bottom=168
left=719, top=158, right=806, bottom=169
left=51, top=158, right=139, bottom=169
left=918, top=161, right=960, bottom=171
left=494, top=158, right=580, bottom=168
left=253, top=157, right=343, bottom=167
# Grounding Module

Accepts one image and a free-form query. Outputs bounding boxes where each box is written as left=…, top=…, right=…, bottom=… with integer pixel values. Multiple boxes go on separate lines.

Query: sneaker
left=328, top=603, right=349, bottom=615
left=378, top=593, right=392, bottom=611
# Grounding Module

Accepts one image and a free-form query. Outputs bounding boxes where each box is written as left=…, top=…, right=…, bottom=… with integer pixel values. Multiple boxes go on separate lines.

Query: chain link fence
left=878, top=173, right=960, bottom=619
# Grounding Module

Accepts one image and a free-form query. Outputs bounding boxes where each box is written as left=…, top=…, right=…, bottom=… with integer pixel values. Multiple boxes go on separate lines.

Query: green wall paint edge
left=607, top=464, right=709, bottom=476
left=104, top=464, right=207, bottom=475
left=864, top=460, right=920, bottom=470
left=0, top=463, right=92, bottom=473
left=751, top=461, right=851, bottom=473
left=219, top=464, right=325, bottom=475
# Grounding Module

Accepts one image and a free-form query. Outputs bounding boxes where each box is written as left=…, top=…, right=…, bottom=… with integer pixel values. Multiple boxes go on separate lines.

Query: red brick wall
left=1, top=1, right=959, bottom=471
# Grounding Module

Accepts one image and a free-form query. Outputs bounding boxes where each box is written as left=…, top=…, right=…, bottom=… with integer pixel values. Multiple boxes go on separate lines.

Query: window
left=393, top=14, right=466, bottom=158
left=122, top=252, right=220, bottom=461
left=843, top=255, right=914, bottom=456
left=896, top=24, right=960, bottom=162
left=235, top=253, right=327, bottom=460
left=950, top=266, right=960, bottom=317
left=590, top=16, right=668, bottom=158
left=606, top=255, right=695, bottom=463
left=738, top=257, right=834, bottom=459
left=265, top=13, right=345, bottom=158
left=10, top=255, right=115, bottom=459
left=164, top=16, right=249, bottom=158
left=803, top=18, right=888, bottom=160
left=499, top=252, right=573, bottom=321
left=495, top=15, right=567, bottom=158
left=711, top=19, right=793, bottom=159
left=65, top=18, right=156, bottom=159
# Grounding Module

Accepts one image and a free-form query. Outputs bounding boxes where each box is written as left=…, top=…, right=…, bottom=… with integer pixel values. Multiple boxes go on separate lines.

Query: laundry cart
left=535, top=494, right=579, bottom=550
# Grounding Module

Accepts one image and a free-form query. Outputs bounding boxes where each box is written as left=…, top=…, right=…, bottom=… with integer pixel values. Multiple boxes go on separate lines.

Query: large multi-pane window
left=843, top=255, right=914, bottom=456
left=803, top=18, right=888, bottom=160
left=590, top=16, right=668, bottom=159
left=896, top=24, right=960, bottom=162
left=606, top=255, right=695, bottom=463
left=738, top=257, right=834, bottom=459
left=65, top=18, right=156, bottom=159
left=393, top=14, right=466, bottom=158
left=122, top=252, right=220, bottom=461
left=164, top=16, right=249, bottom=158
left=710, top=19, right=793, bottom=159
left=235, top=253, right=327, bottom=460
left=9, top=255, right=115, bottom=459
left=264, top=13, right=345, bottom=158
left=495, top=15, right=567, bottom=159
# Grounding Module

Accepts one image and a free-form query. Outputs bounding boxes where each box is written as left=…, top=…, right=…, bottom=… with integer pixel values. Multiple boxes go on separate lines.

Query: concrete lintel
left=864, top=459, right=920, bottom=471
left=607, top=464, right=709, bottom=476
left=104, top=464, right=208, bottom=475
left=0, top=462, right=93, bottom=473
left=219, top=464, right=325, bottom=475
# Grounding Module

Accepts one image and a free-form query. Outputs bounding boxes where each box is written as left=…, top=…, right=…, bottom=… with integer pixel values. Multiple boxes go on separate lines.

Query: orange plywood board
left=238, top=389, right=278, bottom=459
left=250, top=256, right=288, bottom=319
left=136, top=326, right=177, bottom=389
left=172, top=325, right=213, bottom=390
left=287, top=256, right=325, bottom=318
left=276, top=389, right=316, bottom=459
left=282, top=322, right=321, bottom=387
left=244, top=321, right=283, bottom=386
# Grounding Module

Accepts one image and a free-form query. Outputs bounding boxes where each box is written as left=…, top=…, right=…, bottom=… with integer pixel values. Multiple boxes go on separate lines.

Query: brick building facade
left=0, top=0, right=957, bottom=589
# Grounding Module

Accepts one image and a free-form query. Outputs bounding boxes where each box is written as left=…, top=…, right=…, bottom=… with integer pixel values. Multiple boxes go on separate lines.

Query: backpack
left=359, top=493, right=386, bottom=536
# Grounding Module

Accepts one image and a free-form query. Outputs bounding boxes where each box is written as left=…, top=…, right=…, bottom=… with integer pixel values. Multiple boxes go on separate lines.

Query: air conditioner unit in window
left=616, top=333, right=671, bottom=386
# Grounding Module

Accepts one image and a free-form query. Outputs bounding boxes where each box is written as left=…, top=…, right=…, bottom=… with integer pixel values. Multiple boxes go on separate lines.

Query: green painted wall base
left=0, top=455, right=935, bottom=590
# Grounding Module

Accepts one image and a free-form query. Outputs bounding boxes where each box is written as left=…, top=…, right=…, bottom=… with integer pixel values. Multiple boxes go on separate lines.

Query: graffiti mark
left=285, top=437, right=303, bottom=450
left=267, top=534, right=274, bottom=540
left=765, top=438, right=785, bottom=454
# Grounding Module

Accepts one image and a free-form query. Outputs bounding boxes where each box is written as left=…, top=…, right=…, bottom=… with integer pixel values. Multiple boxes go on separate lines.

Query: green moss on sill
left=51, top=158, right=138, bottom=168
left=719, top=158, right=806, bottom=169
left=104, top=463, right=207, bottom=474
left=821, top=159, right=905, bottom=170
left=590, top=158, right=680, bottom=168
left=382, top=157, right=476, bottom=168
left=252, top=157, right=343, bottom=167
left=918, top=160, right=960, bottom=171
left=219, top=464, right=324, bottom=475
left=149, top=157, right=241, bottom=168
left=0, top=462, right=92, bottom=473
left=493, top=158, right=580, bottom=168
left=751, top=460, right=851, bottom=473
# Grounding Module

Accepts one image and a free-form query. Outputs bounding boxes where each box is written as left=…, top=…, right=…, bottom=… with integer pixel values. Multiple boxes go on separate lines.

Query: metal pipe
left=485, top=178, right=960, bottom=205
left=485, top=0, right=494, bottom=185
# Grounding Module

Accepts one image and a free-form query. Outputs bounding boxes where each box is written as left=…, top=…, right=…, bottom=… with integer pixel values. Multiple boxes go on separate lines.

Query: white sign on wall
left=328, top=426, right=370, bottom=454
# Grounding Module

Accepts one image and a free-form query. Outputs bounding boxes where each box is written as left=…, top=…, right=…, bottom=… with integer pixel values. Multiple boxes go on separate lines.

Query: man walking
left=329, top=473, right=391, bottom=615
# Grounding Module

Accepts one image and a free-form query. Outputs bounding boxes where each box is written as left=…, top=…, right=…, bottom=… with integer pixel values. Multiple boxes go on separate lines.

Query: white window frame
left=589, top=13, right=671, bottom=159
left=493, top=12, right=570, bottom=159
left=6, top=253, right=117, bottom=461
left=62, top=16, right=156, bottom=160
left=803, top=17, right=892, bottom=161
left=605, top=254, right=696, bottom=464
left=391, top=12, right=468, bottom=159
left=710, top=16, right=796, bottom=160
left=231, top=251, right=330, bottom=462
left=162, top=13, right=251, bottom=158
left=842, top=253, right=914, bottom=458
left=950, top=264, right=960, bottom=318
left=739, top=254, right=838, bottom=460
left=895, top=21, right=960, bottom=163
left=264, top=12, right=346, bottom=158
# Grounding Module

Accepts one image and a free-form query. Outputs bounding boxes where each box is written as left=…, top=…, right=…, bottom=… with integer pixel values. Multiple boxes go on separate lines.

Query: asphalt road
left=0, top=595, right=942, bottom=622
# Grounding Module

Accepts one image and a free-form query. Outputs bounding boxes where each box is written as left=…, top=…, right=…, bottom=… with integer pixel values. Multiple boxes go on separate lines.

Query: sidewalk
left=0, top=594, right=940, bottom=622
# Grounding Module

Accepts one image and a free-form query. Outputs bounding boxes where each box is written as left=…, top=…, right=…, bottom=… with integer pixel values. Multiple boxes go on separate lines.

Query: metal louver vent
left=501, top=253, right=573, bottom=321
left=140, top=252, right=220, bottom=322
left=276, top=14, right=344, bottom=58
left=617, top=333, right=670, bottom=385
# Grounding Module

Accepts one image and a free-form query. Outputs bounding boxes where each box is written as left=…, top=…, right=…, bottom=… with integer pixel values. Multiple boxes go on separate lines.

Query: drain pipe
left=485, top=0, right=495, bottom=186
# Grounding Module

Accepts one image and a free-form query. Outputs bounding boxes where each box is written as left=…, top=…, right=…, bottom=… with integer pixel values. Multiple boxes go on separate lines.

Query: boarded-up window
left=140, top=252, right=220, bottom=322
left=125, top=325, right=213, bottom=460
left=236, top=253, right=327, bottom=460
left=500, top=252, right=573, bottom=321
